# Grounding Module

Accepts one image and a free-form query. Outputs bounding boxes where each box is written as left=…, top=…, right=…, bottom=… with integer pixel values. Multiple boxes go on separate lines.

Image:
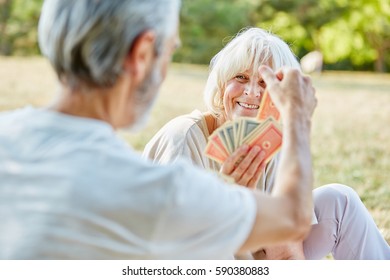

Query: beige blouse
left=143, top=110, right=279, bottom=193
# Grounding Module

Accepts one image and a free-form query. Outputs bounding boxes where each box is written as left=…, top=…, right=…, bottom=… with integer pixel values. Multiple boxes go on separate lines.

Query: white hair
left=38, top=0, right=180, bottom=88
left=204, top=27, right=301, bottom=117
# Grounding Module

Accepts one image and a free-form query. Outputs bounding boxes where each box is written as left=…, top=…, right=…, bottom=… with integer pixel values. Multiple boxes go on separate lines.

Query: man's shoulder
left=0, top=106, right=32, bottom=121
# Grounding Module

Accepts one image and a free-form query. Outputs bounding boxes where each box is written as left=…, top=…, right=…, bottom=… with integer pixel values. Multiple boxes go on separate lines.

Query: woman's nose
left=244, top=84, right=262, bottom=97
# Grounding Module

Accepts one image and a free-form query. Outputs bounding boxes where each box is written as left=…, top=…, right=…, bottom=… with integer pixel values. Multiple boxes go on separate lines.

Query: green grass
left=1, top=56, right=389, bottom=244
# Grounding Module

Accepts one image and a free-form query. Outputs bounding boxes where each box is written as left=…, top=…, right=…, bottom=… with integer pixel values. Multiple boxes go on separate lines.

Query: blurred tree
left=254, top=0, right=390, bottom=72
left=347, top=0, right=390, bottom=72
left=0, top=0, right=43, bottom=55
left=254, top=0, right=348, bottom=61
left=0, top=0, right=388, bottom=72
left=0, top=0, right=13, bottom=54
left=174, top=0, right=257, bottom=64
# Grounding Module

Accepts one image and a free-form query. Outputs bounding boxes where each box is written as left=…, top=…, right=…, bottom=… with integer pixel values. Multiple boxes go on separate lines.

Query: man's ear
left=123, top=30, right=156, bottom=84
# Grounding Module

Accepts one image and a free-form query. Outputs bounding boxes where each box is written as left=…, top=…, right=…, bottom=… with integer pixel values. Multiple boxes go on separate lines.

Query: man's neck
left=47, top=77, right=134, bottom=129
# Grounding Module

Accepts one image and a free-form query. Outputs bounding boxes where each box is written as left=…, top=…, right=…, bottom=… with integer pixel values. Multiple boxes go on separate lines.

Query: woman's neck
left=203, top=112, right=226, bottom=135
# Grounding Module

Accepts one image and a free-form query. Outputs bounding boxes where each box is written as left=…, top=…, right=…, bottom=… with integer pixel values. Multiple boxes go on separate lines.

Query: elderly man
left=0, top=0, right=316, bottom=259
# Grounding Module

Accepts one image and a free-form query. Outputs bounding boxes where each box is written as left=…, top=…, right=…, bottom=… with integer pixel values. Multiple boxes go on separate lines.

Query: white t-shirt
left=0, top=107, right=256, bottom=259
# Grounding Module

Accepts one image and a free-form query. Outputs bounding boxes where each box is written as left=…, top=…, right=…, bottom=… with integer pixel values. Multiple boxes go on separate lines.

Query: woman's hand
left=220, top=144, right=266, bottom=189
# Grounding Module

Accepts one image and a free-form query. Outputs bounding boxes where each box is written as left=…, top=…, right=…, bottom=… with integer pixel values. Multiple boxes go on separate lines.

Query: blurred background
left=1, top=0, right=389, bottom=72
left=0, top=0, right=389, bottom=245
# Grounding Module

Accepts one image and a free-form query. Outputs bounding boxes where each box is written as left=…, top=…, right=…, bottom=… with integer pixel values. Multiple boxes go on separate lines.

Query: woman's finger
left=220, top=144, right=250, bottom=174
left=230, top=146, right=261, bottom=179
left=236, top=150, right=266, bottom=188
left=246, top=161, right=266, bottom=189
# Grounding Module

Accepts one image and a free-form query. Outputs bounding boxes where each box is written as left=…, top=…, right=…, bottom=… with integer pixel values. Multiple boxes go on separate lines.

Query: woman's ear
left=123, top=30, right=156, bottom=85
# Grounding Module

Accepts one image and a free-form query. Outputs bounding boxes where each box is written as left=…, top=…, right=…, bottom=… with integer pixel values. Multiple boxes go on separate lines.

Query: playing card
left=205, top=113, right=283, bottom=165
left=209, top=133, right=229, bottom=158
left=233, top=121, right=240, bottom=146
left=257, top=90, right=280, bottom=121
left=224, top=123, right=236, bottom=152
left=204, top=139, right=228, bottom=164
left=241, top=117, right=273, bottom=144
left=237, top=118, right=262, bottom=147
left=244, top=121, right=283, bottom=164
left=216, top=126, right=233, bottom=154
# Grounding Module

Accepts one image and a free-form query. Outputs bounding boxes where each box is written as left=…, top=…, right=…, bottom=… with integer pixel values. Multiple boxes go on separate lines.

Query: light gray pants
left=303, top=184, right=390, bottom=259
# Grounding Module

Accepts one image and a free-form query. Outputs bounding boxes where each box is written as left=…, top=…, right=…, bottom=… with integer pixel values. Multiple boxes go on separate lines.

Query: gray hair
left=204, top=27, right=301, bottom=117
left=38, top=0, right=180, bottom=88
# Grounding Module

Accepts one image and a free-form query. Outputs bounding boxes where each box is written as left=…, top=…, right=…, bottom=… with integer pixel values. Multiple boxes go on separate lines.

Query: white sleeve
left=155, top=161, right=257, bottom=259
left=143, top=119, right=208, bottom=167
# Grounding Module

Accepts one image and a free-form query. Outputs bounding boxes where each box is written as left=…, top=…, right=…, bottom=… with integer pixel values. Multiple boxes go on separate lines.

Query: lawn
left=1, top=56, right=389, bottom=244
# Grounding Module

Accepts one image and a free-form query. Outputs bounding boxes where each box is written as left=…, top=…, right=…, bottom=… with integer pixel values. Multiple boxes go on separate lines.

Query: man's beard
left=125, top=62, right=163, bottom=133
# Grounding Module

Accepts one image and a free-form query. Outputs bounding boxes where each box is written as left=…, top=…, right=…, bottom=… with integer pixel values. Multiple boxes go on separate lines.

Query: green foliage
left=255, top=0, right=348, bottom=49
left=318, top=0, right=390, bottom=71
left=0, top=0, right=43, bottom=55
left=1, top=0, right=389, bottom=72
left=174, top=0, right=258, bottom=64
left=255, top=0, right=390, bottom=72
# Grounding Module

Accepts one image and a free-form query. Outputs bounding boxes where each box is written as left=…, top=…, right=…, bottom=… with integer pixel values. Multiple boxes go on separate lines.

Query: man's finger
left=258, top=65, right=278, bottom=86
left=275, top=70, right=284, bottom=81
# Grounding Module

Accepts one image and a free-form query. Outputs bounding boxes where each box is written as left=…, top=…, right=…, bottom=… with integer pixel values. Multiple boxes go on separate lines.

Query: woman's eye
left=235, top=75, right=247, bottom=80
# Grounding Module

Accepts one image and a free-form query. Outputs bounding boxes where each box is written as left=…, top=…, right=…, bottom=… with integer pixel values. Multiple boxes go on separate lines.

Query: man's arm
left=238, top=66, right=317, bottom=254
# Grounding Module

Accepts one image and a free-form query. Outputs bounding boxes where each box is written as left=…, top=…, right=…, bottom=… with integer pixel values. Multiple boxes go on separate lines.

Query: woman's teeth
left=238, top=102, right=259, bottom=109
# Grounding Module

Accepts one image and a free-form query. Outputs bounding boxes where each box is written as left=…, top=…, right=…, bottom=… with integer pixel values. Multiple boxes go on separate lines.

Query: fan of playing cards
left=205, top=90, right=282, bottom=165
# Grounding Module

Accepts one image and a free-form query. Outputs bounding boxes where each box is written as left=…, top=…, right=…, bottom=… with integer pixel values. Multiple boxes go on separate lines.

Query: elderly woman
left=143, top=27, right=390, bottom=259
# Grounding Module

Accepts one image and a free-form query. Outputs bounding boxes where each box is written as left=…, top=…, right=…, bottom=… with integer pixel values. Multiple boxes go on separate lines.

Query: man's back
left=0, top=107, right=256, bottom=259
